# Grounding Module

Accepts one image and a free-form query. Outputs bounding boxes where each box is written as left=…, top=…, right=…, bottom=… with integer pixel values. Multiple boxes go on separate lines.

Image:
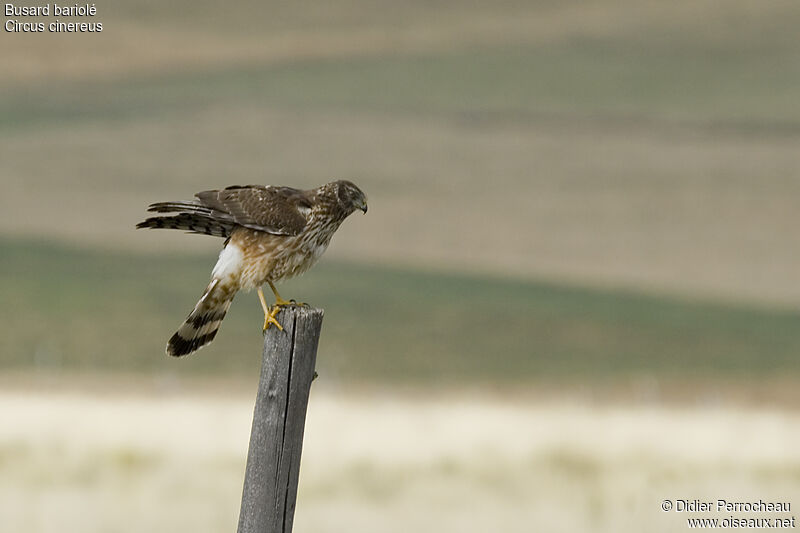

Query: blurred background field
left=1, top=0, right=799, bottom=531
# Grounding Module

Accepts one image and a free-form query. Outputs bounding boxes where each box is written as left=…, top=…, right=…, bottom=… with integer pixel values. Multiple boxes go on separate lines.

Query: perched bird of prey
left=137, top=180, right=367, bottom=356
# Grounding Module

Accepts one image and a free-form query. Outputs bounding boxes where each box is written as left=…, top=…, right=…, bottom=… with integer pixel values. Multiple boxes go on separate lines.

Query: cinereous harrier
left=137, top=180, right=367, bottom=356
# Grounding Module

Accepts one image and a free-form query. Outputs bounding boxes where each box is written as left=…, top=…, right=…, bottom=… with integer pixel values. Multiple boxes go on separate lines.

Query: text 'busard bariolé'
left=5, top=3, right=103, bottom=33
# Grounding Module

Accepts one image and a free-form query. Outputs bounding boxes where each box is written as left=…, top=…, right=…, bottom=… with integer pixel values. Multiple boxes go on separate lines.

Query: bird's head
left=334, top=180, right=368, bottom=215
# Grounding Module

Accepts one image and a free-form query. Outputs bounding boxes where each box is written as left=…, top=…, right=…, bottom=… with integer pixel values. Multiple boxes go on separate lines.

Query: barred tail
left=136, top=213, right=232, bottom=238
left=167, top=278, right=237, bottom=356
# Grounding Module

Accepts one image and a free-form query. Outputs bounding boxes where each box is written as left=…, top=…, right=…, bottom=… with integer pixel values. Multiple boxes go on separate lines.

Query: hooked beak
left=361, top=203, right=368, bottom=214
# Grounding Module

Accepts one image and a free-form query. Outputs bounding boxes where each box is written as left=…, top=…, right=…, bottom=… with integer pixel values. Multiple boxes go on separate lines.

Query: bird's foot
left=263, top=305, right=284, bottom=331
left=274, top=296, right=292, bottom=307
left=279, top=296, right=308, bottom=307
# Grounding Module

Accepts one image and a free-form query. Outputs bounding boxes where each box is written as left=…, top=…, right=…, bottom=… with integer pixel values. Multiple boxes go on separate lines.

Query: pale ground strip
left=1, top=387, right=798, bottom=533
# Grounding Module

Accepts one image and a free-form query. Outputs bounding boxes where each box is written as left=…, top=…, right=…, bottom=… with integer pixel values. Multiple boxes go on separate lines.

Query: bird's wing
left=194, top=185, right=310, bottom=236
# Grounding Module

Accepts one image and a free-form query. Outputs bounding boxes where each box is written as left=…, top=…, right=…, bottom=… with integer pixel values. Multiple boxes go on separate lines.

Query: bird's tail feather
left=167, top=278, right=237, bottom=356
left=136, top=213, right=232, bottom=238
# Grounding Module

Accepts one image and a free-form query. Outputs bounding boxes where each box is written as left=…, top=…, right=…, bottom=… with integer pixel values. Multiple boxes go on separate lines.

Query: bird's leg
left=269, top=280, right=306, bottom=307
left=267, top=280, right=292, bottom=307
left=259, top=280, right=306, bottom=331
left=258, top=286, right=283, bottom=332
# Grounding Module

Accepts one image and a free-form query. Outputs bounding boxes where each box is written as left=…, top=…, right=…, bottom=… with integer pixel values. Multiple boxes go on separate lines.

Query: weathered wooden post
left=237, top=306, right=324, bottom=533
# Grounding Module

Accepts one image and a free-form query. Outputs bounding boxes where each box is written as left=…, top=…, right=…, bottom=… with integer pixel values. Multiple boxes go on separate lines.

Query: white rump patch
left=211, top=243, right=244, bottom=279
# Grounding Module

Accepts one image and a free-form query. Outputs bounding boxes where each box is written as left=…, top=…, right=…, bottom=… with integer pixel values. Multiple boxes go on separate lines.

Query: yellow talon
left=263, top=305, right=284, bottom=331
left=258, top=287, right=285, bottom=331
left=258, top=282, right=301, bottom=332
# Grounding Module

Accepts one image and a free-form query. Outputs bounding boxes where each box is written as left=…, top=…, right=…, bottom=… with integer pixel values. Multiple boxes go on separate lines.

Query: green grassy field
left=3, top=239, right=798, bottom=384
left=3, top=33, right=800, bottom=130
